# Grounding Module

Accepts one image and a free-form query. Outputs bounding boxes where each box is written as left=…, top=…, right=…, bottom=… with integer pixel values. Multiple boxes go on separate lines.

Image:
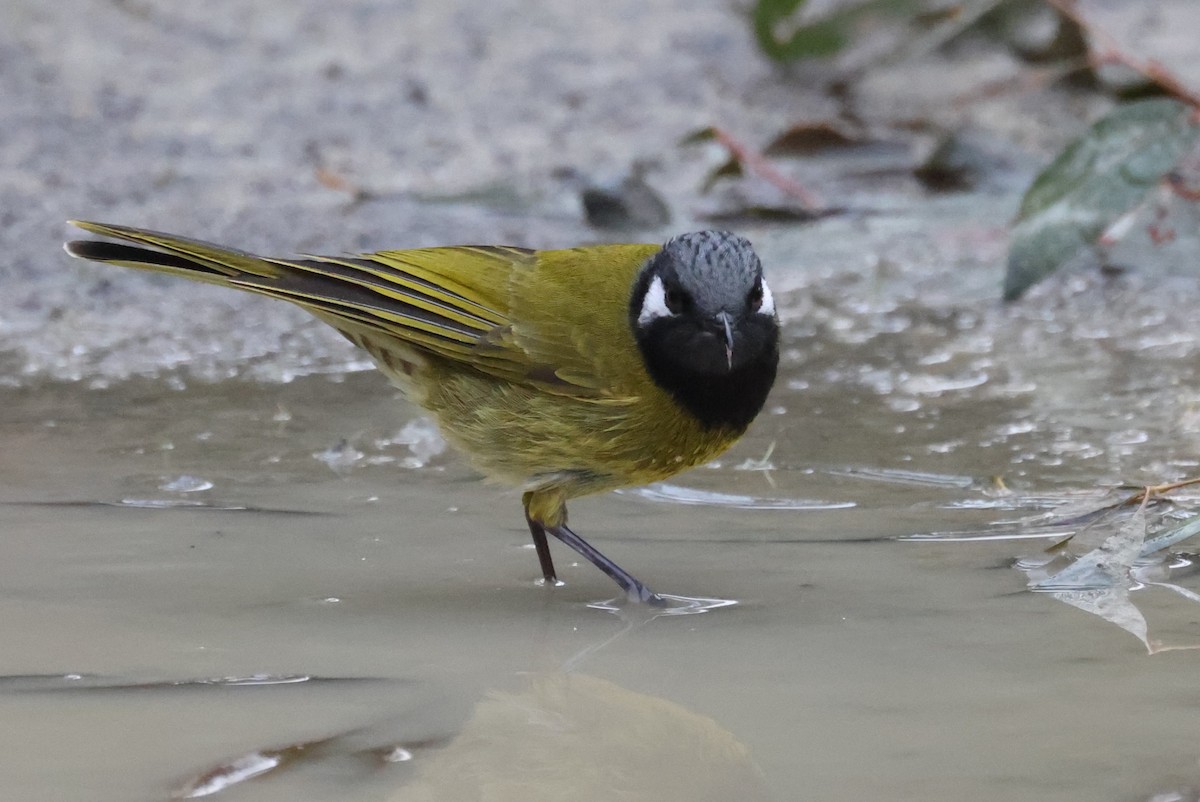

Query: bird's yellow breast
left=420, top=361, right=743, bottom=496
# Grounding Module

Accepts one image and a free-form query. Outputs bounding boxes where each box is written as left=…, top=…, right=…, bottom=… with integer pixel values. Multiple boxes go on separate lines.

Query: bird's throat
left=639, top=344, right=778, bottom=432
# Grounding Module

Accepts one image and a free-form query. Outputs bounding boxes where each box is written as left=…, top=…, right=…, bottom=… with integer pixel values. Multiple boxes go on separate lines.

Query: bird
left=64, top=222, right=780, bottom=603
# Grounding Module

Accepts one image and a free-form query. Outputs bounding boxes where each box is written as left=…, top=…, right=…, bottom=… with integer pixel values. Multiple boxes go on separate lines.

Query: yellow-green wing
left=497, top=244, right=660, bottom=397
left=66, top=221, right=656, bottom=398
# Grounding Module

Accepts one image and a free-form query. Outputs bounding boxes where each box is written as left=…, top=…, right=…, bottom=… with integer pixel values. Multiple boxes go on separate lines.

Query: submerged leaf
left=176, top=742, right=317, bottom=799
left=1137, top=513, right=1200, bottom=558
left=1032, top=508, right=1151, bottom=650
left=1004, top=98, right=1200, bottom=300
left=1023, top=510, right=1200, bottom=651
left=1033, top=508, right=1147, bottom=592
left=1054, top=585, right=1151, bottom=651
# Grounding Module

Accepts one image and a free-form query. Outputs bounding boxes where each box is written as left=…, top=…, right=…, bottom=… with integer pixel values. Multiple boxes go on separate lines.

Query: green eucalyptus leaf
left=678, top=126, right=718, bottom=147
left=1004, top=98, right=1200, bottom=300
left=700, top=159, right=743, bottom=194
left=753, top=0, right=828, bottom=61
left=752, top=0, right=944, bottom=64
left=753, top=0, right=872, bottom=62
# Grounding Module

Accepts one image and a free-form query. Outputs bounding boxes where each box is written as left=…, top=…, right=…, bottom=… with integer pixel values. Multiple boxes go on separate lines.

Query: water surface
left=6, top=257, right=1200, bottom=801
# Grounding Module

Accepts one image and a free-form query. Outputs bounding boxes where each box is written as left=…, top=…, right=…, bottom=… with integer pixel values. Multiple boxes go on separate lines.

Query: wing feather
left=66, top=221, right=657, bottom=399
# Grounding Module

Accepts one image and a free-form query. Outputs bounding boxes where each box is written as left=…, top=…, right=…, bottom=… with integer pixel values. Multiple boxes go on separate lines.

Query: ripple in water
left=588, top=594, right=739, bottom=617
left=620, top=483, right=855, bottom=510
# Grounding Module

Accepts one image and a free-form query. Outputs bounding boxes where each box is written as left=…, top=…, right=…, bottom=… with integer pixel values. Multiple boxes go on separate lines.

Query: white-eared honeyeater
left=65, top=222, right=779, bottom=602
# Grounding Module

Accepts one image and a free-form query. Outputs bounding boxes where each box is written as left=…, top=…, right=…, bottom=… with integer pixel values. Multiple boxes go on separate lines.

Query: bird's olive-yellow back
left=356, top=242, right=659, bottom=397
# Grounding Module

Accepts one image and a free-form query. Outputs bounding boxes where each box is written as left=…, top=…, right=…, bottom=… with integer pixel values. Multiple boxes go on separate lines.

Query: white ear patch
left=637, top=275, right=674, bottom=325
left=759, top=279, right=776, bottom=317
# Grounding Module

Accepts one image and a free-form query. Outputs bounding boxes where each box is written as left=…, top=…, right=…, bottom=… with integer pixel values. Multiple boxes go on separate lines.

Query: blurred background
left=4, top=0, right=1195, bottom=380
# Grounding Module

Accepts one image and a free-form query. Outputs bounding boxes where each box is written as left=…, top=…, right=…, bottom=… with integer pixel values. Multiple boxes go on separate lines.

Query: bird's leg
left=523, top=489, right=662, bottom=604
left=524, top=510, right=559, bottom=584
left=546, top=522, right=663, bottom=605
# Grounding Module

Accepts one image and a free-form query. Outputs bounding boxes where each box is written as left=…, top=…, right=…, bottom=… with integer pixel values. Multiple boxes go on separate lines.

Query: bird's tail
left=63, top=220, right=519, bottom=362
left=64, top=220, right=296, bottom=289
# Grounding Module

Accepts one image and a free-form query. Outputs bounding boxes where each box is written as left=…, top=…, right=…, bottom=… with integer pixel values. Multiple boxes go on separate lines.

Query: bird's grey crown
left=660, top=231, right=762, bottom=316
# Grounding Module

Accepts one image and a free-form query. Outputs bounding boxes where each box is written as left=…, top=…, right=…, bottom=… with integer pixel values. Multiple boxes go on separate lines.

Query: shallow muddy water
left=7, top=242, right=1200, bottom=802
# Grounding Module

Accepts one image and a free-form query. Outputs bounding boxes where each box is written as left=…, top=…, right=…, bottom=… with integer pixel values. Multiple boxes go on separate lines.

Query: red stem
left=1042, top=0, right=1200, bottom=109
left=710, top=127, right=824, bottom=210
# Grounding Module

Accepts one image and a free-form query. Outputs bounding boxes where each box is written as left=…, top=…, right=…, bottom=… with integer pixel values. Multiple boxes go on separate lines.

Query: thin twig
left=1121, top=476, right=1200, bottom=508
left=1166, top=171, right=1200, bottom=202
left=1042, top=0, right=1200, bottom=109
left=950, top=58, right=1089, bottom=108
left=710, top=127, right=824, bottom=210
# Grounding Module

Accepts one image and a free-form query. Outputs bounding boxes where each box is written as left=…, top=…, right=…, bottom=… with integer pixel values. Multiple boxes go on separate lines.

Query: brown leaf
left=764, top=122, right=865, bottom=156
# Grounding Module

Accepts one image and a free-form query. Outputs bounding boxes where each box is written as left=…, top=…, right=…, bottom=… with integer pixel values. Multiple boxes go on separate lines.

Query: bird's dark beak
left=716, top=311, right=735, bottom=370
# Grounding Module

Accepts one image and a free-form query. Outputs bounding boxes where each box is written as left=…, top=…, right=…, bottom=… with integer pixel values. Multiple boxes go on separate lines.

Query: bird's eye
left=664, top=286, right=688, bottom=315
left=747, top=280, right=764, bottom=312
